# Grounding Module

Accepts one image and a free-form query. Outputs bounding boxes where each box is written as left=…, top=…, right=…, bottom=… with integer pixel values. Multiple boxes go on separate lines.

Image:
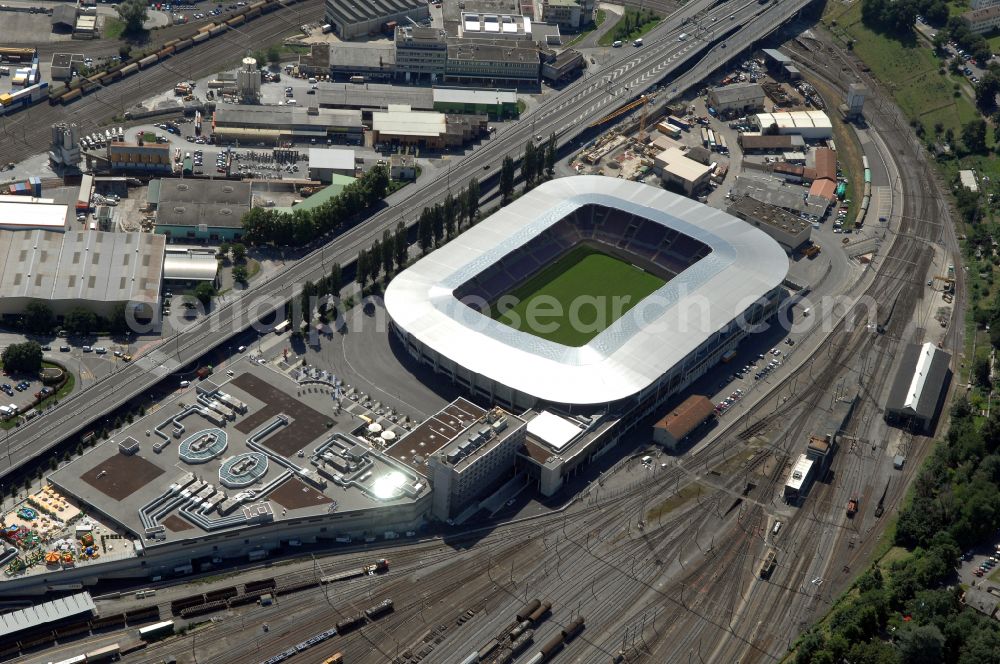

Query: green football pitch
left=492, top=246, right=666, bottom=347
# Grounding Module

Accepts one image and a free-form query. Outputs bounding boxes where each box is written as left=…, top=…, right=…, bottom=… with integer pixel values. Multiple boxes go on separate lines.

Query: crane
left=589, top=94, right=652, bottom=139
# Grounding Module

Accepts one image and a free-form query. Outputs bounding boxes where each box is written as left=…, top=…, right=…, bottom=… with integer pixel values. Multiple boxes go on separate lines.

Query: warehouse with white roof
left=751, top=110, right=833, bottom=140
left=885, top=342, right=952, bottom=433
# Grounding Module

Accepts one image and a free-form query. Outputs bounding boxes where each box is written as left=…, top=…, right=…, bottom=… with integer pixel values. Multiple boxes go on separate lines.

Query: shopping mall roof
left=384, top=176, right=789, bottom=406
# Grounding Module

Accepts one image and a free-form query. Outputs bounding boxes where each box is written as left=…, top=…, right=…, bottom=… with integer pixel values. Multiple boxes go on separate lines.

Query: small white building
left=307, top=148, right=357, bottom=182
left=751, top=111, right=832, bottom=140
left=653, top=147, right=714, bottom=195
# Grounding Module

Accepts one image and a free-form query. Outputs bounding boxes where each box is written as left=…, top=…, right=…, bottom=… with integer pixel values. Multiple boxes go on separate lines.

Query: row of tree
left=356, top=222, right=410, bottom=289
left=793, top=397, right=1000, bottom=663
left=241, top=165, right=390, bottom=246
left=20, top=301, right=131, bottom=338
left=499, top=134, right=557, bottom=204
left=1, top=341, right=43, bottom=374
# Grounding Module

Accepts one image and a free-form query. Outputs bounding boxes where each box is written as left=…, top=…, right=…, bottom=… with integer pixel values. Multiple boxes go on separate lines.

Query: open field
left=493, top=245, right=665, bottom=346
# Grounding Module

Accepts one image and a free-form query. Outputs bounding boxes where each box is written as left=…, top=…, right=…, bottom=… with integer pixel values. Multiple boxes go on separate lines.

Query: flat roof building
left=727, top=196, right=812, bottom=251
left=395, top=26, right=449, bottom=82
left=541, top=48, right=585, bottom=83
left=317, top=84, right=434, bottom=115
left=652, top=395, right=715, bottom=451
left=425, top=401, right=527, bottom=521
left=324, top=0, right=429, bottom=40
left=213, top=105, right=363, bottom=145
left=308, top=148, right=357, bottom=182
left=733, top=175, right=828, bottom=219
left=538, top=0, right=595, bottom=29
left=50, top=52, right=84, bottom=81
left=0, top=592, right=95, bottom=639
left=445, top=40, right=540, bottom=86
left=707, top=82, right=766, bottom=116
left=653, top=147, right=714, bottom=195
left=371, top=105, right=487, bottom=149
left=0, top=228, right=164, bottom=319
left=783, top=453, right=814, bottom=503
left=107, top=141, right=172, bottom=174
left=0, top=201, right=68, bottom=232
left=752, top=111, right=832, bottom=140
left=152, top=179, right=251, bottom=244
left=432, top=86, right=519, bottom=118
left=738, top=133, right=805, bottom=152
left=163, top=250, right=219, bottom=286
left=328, top=44, right=397, bottom=81
left=885, top=342, right=952, bottom=433
left=459, top=12, right=531, bottom=40
left=962, top=5, right=1000, bottom=33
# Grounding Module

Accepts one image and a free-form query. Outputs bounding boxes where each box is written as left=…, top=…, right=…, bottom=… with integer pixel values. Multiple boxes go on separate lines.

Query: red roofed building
left=653, top=395, right=715, bottom=450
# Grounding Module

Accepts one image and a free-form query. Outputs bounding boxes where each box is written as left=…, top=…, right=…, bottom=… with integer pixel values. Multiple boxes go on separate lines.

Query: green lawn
left=564, top=9, right=607, bottom=48
left=825, top=1, right=979, bottom=139
left=103, top=17, right=125, bottom=40
left=493, top=246, right=665, bottom=346
left=598, top=10, right=661, bottom=47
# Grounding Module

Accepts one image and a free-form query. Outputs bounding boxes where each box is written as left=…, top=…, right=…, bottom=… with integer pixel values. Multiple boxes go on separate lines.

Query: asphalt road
left=0, top=0, right=814, bottom=484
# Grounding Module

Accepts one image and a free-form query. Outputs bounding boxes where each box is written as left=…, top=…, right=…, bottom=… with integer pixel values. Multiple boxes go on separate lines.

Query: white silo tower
left=237, top=56, right=262, bottom=103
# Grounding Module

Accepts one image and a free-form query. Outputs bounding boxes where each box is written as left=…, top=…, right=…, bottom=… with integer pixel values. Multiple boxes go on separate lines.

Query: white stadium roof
left=384, top=177, right=788, bottom=406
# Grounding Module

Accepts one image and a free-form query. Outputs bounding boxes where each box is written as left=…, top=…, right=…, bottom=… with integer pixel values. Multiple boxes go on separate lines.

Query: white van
left=633, top=38, right=643, bottom=47
left=612, top=40, right=622, bottom=47
left=179, top=380, right=191, bottom=388
left=307, top=77, right=317, bottom=84
left=678, top=33, right=688, bottom=41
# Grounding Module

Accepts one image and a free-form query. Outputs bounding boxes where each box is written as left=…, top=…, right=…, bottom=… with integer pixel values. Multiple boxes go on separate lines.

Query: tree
left=193, top=283, right=216, bottom=309
left=108, top=302, right=129, bottom=336
left=218, top=242, right=231, bottom=260
left=974, top=71, right=1000, bottom=113
left=974, top=356, right=992, bottom=388
left=523, top=140, right=537, bottom=185
left=231, top=243, right=247, bottom=263
left=232, top=265, right=249, bottom=285
left=329, top=262, right=342, bottom=297
left=356, top=249, right=369, bottom=288
left=466, top=178, right=480, bottom=225
left=63, top=307, right=97, bottom=336
left=545, top=133, right=556, bottom=178
left=962, top=118, right=988, bottom=153
left=431, top=204, right=444, bottom=246
left=1, top=341, right=42, bottom=374
left=897, top=623, right=945, bottom=664
left=931, top=31, right=948, bottom=54
left=266, top=44, right=281, bottom=65
left=500, top=156, right=515, bottom=204
left=443, top=193, right=457, bottom=240
left=418, top=210, right=433, bottom=254
left=369, top=239, right=382, bottom=283
left=115, top=0, right=148, bottom=34
left=381, top=229, right=394, bottom=277
left=394, top=221, right=408, bottom=269
left=23, top=301, right=55, bottom=336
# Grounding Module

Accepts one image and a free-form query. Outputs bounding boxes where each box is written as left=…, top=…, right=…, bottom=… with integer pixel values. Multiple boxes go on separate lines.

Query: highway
left=0, top=0, right=815, bottom=482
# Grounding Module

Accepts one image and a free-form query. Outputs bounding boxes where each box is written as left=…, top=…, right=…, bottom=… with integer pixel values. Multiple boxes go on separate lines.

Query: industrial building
left=370, top=105, right=487, bottom=149
left=652, top=395, right=715, bottom=451
left=151, top=179, right=251, bottom=244
left=707, top=83, right=766, bottom=116
left=458, top=12, right=532, bottom=40
left=106, top=141, right=172, bottom=174
left=385, top=177, right=788, bottom=495
left=50, top=5, right=78, bottom=31
left=163, top=250, right=219, bottom=288
left=318, top=85, right=435, bottom=115
left=49, top=52, right=84, bottom=81
left=327, top=44, right=397, bottom=81
left=783, top=454, right=814, bottom=503
left=445, top=41, right=540, bottom=87
left=395, top=26, right=449, bottom=82
left=432, top=87, right=519, bottom=118
left=732, top=175, right=829, bottom=219
left=307, top=148, right=357, bottom=181
left=386, top=399, right=527, bottom=521
left=761, top=48, right=798, bottom=80
left=885, top=342, right=952, bottom=433
left=212, top=105, right=363, bottom=145
left=653, top=147, right=714, bottom=195
left=390, top=154, right=417, bottom=180
left=751, top=111, right=833, bottom=141
left=537, top=0, right=595, bottom=29
left=0, top=592, right=95, bottom=642
left=324, top=0, right=429, bottom=40
left=0, top=200, right=67, bottom=232
left=738, top=133, right=805, bottom=153
left=49, top=122, right=81, bottom=171
left=727, top=196, right=812, bottom=251
left=0, top=228, right=164, bottom=319
left=540, top=48, right=585, bottom=83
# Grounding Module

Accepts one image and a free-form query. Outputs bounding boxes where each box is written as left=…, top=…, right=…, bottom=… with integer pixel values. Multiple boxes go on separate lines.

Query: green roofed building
left=273, top=174, right=356, bottom=215
left=432, top=87, right=518, bottom=119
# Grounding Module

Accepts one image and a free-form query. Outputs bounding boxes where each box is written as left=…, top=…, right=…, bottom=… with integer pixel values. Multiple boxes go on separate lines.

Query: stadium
left=386, top=176, right=789, bottom=413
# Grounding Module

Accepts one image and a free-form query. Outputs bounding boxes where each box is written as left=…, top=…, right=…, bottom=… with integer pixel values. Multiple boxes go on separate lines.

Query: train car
left=0, top=47, right=37, bottom=62
left=759, top=548, right=777, bottom=578
left=365, top=599, right=394, bottom=620
left=156, top=46, right=175, bottom=59
left=250, top=0, right=267, bottom=10
left=245, top=6, right=262, bottom=18
left=48, top=84, right=67, bottom=103
left=335, top=614, right=367, bottom=633
left=193, top=30, right=211, bottom=43
left=85, top=71, right=104, bottom=87
left=209, top=24, right=229, bottom=37
left=175, top=38, right=194, bottom=52
left=516, top=600, right=541, bottom=622
left=261, top=0, right=279, bottom=12
left=138, top=54, right=158, bottom=69
left=861, top=155, right=869, bottom=170
left=84, top=643, right=121, bottom=662
left=226, top=14, right=247, bottom=26
left=138, top=620, right=175, bottom=640
left=120, top=62, right=139, bottom=77
left=163, top=38, right=181, bottom=48
left=100, top=69, right=122, bottom=85
left=78, top=79, right=99, bottom=95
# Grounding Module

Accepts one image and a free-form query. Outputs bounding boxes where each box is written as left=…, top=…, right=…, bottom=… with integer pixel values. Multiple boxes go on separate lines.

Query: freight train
left=50, top=0, right=304, bottom=105
left=1, top=605, right=159, bottom=659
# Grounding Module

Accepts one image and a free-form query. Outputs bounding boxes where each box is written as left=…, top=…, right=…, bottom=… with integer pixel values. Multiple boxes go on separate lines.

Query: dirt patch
left=80, top=454, right=165, bottom=501
left=268, top=477, right=332, bottom=510
left=162, top=514, right=194, bottom=532
left=230, top=372, right=332, bottom=457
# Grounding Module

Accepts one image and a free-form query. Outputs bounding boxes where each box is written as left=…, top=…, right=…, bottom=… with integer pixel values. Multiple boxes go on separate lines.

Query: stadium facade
left=386, top=177, right=788, bottom=494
